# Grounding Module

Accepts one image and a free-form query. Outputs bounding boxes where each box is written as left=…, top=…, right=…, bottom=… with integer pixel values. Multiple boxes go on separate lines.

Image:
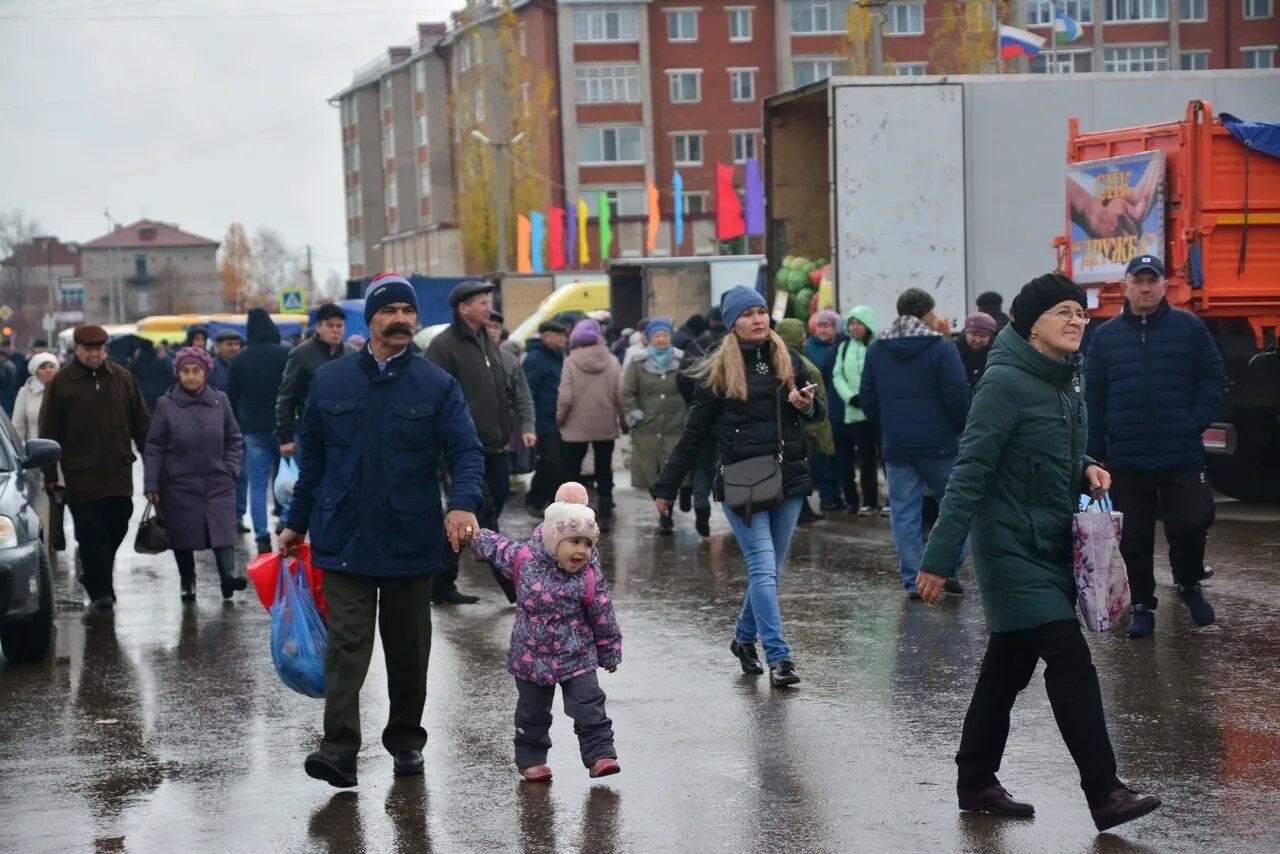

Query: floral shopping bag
left=1073, top=496, right=1131, bottom=632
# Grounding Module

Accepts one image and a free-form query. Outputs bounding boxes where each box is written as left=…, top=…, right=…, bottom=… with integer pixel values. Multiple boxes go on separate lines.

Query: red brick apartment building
left=333, top=0, right=1279, bottom=278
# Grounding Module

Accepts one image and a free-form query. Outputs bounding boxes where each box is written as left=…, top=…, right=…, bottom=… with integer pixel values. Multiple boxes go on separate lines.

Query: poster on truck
left=1067, top=150, right=1166, bottom=285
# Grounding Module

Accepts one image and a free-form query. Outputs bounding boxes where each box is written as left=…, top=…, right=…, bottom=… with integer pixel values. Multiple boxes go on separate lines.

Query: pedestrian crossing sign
left=279, top=289, right=307, bottom=314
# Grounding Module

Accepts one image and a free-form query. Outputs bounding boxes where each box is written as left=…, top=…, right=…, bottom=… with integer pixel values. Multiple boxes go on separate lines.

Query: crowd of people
left=23, top=255, right=1227, bottom=833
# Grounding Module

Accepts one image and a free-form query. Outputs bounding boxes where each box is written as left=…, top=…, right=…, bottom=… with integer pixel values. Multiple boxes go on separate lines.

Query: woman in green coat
left=830, top=305, right=880, bottom=514
left=623, top=318, right=689, bottom=533
left=916, top=274, right=1160, bottom=833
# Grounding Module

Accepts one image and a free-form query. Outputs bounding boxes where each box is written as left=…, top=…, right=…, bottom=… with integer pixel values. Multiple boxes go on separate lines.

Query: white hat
left=541, top=501, right=599, bottom=555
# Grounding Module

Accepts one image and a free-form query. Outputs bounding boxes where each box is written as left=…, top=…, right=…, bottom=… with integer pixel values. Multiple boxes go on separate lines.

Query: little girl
left=471, top=482, right=623, bottom=782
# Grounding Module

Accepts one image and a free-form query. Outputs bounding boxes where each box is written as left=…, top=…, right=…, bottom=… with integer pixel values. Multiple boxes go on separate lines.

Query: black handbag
left=134, top=500, right=170, bottom=555
left=720, top=386, right=785, bottom=526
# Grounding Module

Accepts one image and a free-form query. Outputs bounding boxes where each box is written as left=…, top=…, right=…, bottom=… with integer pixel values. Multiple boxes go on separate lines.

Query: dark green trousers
left=321, top=571, right=434, bottom=760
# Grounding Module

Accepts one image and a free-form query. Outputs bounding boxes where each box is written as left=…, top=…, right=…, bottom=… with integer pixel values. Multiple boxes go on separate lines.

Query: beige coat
left=556, top=343, right=625, bottom=443
left=12, top=377, right=46, bottom=443
left=623, top=350, right=690, bottom=489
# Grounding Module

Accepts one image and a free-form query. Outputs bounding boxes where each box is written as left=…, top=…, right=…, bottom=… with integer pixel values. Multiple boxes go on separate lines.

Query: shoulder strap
left=775, top=381, right=784, bottom=459
left=511, top=545, right=532, bottom=594
left=584, top=565, right=596, bottom=607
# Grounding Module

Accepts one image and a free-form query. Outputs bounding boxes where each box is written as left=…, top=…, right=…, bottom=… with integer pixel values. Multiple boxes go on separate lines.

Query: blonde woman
left=652, top=287, right=824, bottom=688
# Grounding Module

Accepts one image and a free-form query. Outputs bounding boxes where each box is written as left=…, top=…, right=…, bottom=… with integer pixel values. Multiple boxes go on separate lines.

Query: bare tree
left=321, top=270, right=345, bottom=301
left=0, top=210, right=43, bottom=310
left=250, top=226, right=302, bottom=300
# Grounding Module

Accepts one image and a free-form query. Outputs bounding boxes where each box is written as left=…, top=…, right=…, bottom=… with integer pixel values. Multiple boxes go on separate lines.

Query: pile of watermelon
left=774, top=256, right=831, bottom=322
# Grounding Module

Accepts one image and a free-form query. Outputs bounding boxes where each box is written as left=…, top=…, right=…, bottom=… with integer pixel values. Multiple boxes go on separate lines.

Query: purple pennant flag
left=566, top=205, right=577, bottom=269
left=744, top=158, right=765, bottom=237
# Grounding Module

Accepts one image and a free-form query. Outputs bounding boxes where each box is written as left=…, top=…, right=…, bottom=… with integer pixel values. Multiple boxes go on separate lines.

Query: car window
left=0, top=413, right=19, bottom=472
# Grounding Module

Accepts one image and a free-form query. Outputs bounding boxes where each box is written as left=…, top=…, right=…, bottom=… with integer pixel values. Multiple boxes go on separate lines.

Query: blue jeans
left=723, top=496, right=804, bottom=666
left=886, top=456, right=968, bottom=589
left=244, top=433, right=280, bottom=541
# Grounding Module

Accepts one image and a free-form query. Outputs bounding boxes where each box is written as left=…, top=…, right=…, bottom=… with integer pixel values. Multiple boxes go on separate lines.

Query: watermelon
left=793, top=288, right=815, bottom=321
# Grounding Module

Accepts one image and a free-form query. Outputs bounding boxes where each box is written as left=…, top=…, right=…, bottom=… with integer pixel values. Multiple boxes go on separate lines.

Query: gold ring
left=465, top=526, right=473, bottom=534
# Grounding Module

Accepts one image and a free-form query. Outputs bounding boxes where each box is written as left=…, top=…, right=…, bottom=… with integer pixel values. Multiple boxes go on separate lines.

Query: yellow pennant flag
left=516, top=214, right=532, bottom=273
left=646, top=180, right=660, bottom=253
left=576, top=198, right=590, bottom=265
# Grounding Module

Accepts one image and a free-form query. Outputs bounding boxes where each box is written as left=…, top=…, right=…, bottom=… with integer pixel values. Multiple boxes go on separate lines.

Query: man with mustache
left=425, top=280, right=518, bottom=604
left=281, top=273, right=485, bottom=788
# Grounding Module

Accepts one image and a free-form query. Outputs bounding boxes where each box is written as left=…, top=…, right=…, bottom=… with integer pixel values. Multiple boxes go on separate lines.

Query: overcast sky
left=0, top=0, right=467, bottom=291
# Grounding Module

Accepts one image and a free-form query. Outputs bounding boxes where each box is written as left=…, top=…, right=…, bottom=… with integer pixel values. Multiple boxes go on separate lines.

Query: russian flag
left=999, top=24, right=1046, bottom=59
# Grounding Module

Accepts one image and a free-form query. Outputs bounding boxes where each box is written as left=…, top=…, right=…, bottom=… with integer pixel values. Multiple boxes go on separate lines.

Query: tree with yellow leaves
left=217, top=222, right=252, bottom=312
left=842, top=2, right=877, bottom=76
left=929, top=0, right=1010, bottom=75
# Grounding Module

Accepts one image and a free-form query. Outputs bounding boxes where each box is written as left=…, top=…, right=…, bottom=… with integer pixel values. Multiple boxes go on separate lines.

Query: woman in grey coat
left=144, top=347, right=246, bottom=602
left=622, top=318, right=689, bottom=533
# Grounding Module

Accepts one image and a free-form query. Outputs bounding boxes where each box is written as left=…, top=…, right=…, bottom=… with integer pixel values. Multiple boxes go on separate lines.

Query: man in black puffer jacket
left=275, top=303, right=355, bottom=456
left=1084, top=255, right=1226, bottom=638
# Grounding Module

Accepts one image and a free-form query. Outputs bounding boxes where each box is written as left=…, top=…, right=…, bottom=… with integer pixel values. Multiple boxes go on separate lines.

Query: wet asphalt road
left=1, top=484, right=1278, bottom=854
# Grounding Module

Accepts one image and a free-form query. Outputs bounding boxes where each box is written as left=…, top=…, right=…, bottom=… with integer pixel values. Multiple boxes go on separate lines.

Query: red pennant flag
left=548, top=207, right=566, bottom=269
left=715, top=162, right=744, bottom=241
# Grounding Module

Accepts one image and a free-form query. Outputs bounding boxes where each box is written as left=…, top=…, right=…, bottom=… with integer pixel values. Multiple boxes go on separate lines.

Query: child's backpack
left=512, top=545, right=596, bottom=606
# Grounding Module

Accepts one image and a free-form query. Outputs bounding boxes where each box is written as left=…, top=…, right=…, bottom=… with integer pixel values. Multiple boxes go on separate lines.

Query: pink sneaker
left=588, top=758, right=620, bottom=778
left=520, top=764, right=553, bottom=782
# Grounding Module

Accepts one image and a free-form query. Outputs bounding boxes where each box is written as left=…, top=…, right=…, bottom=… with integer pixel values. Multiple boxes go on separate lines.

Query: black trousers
left=562, top=441, right=615, bottom=502
left=849, top=421, right=881, bottom=509
left=173, top=547, right=236, bottom=582
left=526, top=434, right=564, bottom=511
left=321, top=571, right=434, bottom=760
left=513, top=672, right=616, bottom=769
left=1110, top=467, right=1215, bottom=609
left=691, top=435, right=716, bottom=513
left=436, top=452, right=511, bottom=595
left=956, top=620, right=1121, bottom=808
left=69, top=496, right=133, bottom=601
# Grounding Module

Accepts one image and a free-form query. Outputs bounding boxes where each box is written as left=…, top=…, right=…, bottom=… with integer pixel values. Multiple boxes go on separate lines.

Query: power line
left=0, top=5, right=459, bottom=22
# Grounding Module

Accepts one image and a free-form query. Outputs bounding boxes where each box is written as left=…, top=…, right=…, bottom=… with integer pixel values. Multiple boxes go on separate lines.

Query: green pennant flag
left=598, top=191, right=612, bottom=261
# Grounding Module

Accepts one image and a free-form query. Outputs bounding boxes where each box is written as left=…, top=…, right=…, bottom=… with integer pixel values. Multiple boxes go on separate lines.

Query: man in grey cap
left=210, top=328, right=250, bottom=532
left=425, top=280, right=518, bottom=604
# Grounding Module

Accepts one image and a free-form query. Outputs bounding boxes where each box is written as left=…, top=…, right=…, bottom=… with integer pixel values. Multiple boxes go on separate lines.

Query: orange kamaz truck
left=1058, top=100, right=1279, bottom=502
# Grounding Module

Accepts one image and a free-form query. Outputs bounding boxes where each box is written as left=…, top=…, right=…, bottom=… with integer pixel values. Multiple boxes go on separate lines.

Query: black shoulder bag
left=134, top=500, right=170, bottom=555
left=720, top=385, right=785, bottom=526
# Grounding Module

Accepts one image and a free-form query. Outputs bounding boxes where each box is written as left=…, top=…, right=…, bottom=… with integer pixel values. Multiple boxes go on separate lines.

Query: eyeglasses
left=1046, top=308, right=1090, bottom=325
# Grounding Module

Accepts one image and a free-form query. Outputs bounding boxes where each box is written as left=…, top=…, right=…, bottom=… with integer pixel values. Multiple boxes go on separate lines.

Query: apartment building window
left=471, top=32, right=483, bottom=65
left=1179, top=50, right=1209, bottom=69
left=893, top=62, right=928, bottom=75
left=728, top=7, right=753, bottom=42
left=383, top=125, right=395, bottom=160
left=1244, top=0, right=1272, bottom=18
left=1028, top=1, right=1094, bottom=24
left=731, top=130, right=759, bottom=163
left=343, top=141, right=357, bottom=172
left=1105, top=0, right=1167, bottom=22
left=521, top=83, right=530, bottom=117
left=572, top=6, right=639, bottom=43
left=1242, top=46, right=1276, bottom=67
left=474, top=88, right=485, bottom=122
left=667, top=9, right=698, bottom=42
left=579, top=126, right=644, bottom=164
left=416, top=114, right=428, bottom=146
left=884, top=2, right=925, bottom=35
left=459, top=40, right=472, bottom=71
left=414, top=61, right=426, bottom=91
left=586, top=188, right=647, bottom=217
left=386, top=175, right=398, bottom=209
left=681, top=192, right=708, bottom=215
left=346, top=187, right=362, bottom=219
left=381, top=77, right=393, bottom=107
left=1180, top=0, right=1206, bottom=20
left=518, top=23, right=528, bottom=56
left=420, top=164, right=432, bottom=197
left=729, top=68, right=756, bottom=102
left=791, top=1, right=850, bottom=34
left=668, top=70, right=702, bottom=104
left=349, top=240, right=365, bottom=267
left=793, top=58, right=837, bottom=85
left=1104, top=44, right=1169, bottom=70
left=1032, top=50, right=1094, bottom=72
left=575, top=65, right=641, bottom=103
left=672, top=133, right=704, bottom=166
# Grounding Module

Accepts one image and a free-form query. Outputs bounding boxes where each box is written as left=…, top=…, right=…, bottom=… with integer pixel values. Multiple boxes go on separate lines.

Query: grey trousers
left=514, top=672, right=616, bottom=769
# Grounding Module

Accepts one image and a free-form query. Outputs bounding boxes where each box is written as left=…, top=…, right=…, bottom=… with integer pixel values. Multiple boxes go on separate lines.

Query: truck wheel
left=0, top=547, right=54, bottom=665
left=1207, top=408, right=1280, bottom=503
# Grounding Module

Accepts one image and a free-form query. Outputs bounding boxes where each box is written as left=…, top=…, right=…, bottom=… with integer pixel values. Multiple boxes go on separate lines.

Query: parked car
left=0, top=414, right=60, bottom=665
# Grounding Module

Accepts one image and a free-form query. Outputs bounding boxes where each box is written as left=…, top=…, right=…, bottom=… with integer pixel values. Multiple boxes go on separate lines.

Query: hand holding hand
left=278, top=528, right=303, bottom=557
left=445, top=510, right=480, bottom=553
left=1084, top=464, right=1111, bottom=500
left=915, top=570, right=948, bottom=605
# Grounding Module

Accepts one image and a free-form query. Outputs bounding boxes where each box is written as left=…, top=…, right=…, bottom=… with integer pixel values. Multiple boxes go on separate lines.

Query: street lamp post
left=471, top=129, right=525, bottom=273
left=103, top=208, right=118, bottom=323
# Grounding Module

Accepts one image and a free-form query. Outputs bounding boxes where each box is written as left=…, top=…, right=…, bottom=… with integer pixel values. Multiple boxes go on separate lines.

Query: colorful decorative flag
left=548, top=207, right=566, bottom=270
left=1054, top=5, right=1084, bottom=43
left=715, top=163, right=744, bottom=242
left=999, top=24, right=1046, bottom=59
left=646, top=181, right=660, bottom=254
left=530, top=211, right=545, bottom=273
left=743, top=158, right=765, bottom=237
left=598, top=191, right=613, bottom=261
left=516, top=214, right=532, bottom=273
left=576, top=198, right=588, bottom=265
left=673, top=171, right=685, bottom=250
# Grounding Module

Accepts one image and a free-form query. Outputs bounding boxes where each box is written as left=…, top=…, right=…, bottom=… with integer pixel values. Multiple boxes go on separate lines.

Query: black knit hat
left=1010, top=273, right=1087, bottom=339
left=976, top=290, right=1004, bottom=309
left=896, top=288, right=935, bottom=319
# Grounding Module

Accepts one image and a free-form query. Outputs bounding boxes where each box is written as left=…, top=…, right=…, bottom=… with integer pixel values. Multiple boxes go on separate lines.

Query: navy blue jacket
left=859, top=331, right=970, bottom=463
left=227, top=309, right=290, bottom=435
left=821, top=335, right=847, bottom=428
left=521, top=338, right=564, bottom=436
left=284, top=348, right=485, bottom=578
left=1084, top=300, right=1225, bottom=471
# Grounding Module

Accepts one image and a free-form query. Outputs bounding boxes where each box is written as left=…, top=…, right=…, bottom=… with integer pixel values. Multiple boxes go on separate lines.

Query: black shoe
left=944, top=577, right=965, bottom=596
left=678, top=487, right=692, bottom=513
left=769, top=660, right=800, bottom=687
left=89, top=596, right=115, bottom=611
left=220, top=576, right=236, bottom=600
left=729, top=640, right=765, bottom=675
left=820, top=502, right=845, bottom=512
left=392, top=750, right=424, bottom=777
left=958, top=784, right=1035, bottom=818
left=180, top=577, right=196, bottom=604
left=797, top=502, right=824, bottom=524
left=432, top=589, right=481, bottom=605
left=305, top=751, right=358, bottom=788
left=658, top=512, right=674, bottom=534
left=1091, top=786, right=1161, bottom=832
left=695, top=508, right=711, bottom=538
left=236, top=523, right=252, bottom=534
left=525, top=503, right=544, bottom=520
left=255, top=537, right=273, bottom=555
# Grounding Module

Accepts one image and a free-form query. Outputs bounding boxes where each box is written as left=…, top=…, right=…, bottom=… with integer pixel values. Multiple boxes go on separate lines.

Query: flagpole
left=1050, top=2, right=1059, bottom=74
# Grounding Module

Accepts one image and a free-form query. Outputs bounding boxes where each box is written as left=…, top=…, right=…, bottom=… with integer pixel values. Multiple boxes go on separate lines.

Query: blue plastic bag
left=270, top=557, right=327, bottom=698
left=274, top=456, right=299, bottom=509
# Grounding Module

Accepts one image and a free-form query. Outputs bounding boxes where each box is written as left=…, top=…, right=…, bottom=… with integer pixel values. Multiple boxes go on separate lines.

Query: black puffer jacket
left=425, top=318, right=512, bottom=454
left=653, top=339, right=825, bottom=500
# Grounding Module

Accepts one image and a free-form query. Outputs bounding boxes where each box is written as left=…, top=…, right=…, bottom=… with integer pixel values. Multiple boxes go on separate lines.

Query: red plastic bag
left=248, top=543, right=328, bottom=621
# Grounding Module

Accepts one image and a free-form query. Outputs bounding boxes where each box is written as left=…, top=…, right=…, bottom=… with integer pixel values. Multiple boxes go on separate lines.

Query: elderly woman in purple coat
left=144, top=346, right=246, bottom=602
